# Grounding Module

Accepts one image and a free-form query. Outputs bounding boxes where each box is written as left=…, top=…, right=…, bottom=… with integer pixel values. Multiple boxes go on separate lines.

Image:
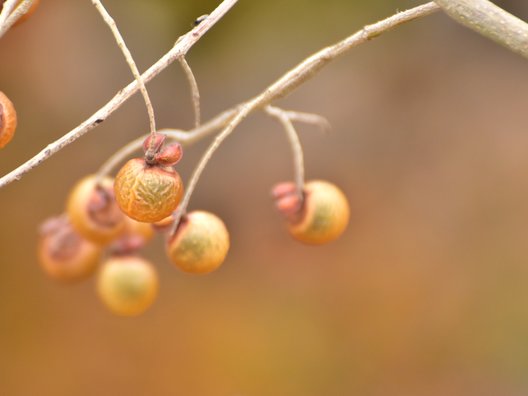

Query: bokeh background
left=1, top=0, right=528, bottom=395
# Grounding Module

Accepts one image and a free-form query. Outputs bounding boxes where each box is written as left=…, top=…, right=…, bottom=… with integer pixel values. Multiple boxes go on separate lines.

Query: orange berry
left=274, top=180, right=350, bottom=245
left=166, top=211, right=229, bottom=274
left=97, top=255, right=158, bottom=316
left=67, top=175, right=126, bottom=245
left=37, top=216, right=102, bottom=282
left=114, top=158, right=184, bottom=223
left=0, top=91, right=17, bottom=148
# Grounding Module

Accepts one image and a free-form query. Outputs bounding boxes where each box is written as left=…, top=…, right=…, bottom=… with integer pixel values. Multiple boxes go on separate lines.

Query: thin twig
left=265, top=106, right=305, bottom=198
left=91, top=0, right=157, bottom=136
left=0, top=0, right=239, bottom=189
left=280, top=109, right=331, bottom=133
left=96, top=2, right=441, bottom=183
left=0, top=1, right=438, bottom=189
left=167, top=2, right=441, bottom=233
left=435, top=0, right=528, bottom=59
left=178, top=57, right=201, bottom=128
left=0, top=0, right=34, bottom=38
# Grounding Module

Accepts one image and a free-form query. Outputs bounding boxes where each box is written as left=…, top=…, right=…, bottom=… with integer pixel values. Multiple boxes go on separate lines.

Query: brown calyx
left=271, top=182, right=305, bottom=224
left=40, top=217, right=83, bottom=260
left=88, top=184, right=123, bottom=228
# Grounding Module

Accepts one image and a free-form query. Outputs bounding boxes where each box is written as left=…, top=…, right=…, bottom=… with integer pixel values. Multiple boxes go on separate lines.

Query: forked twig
left=265, top=106, right=305, bottom=198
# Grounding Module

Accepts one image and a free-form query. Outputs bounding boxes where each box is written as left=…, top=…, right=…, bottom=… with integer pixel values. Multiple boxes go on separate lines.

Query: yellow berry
left=97, top=255, right=158, bottom=316
left=67, top=175, right=126, bottom=245
left=114, top=158, right=184, bottom=223
left=166, top=211, right=229, bottom=274
left=277, top=180, right=350, bottom=245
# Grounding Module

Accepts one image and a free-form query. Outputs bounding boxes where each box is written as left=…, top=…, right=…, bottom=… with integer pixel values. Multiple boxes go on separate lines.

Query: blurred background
left=1, top=0, right=528, bottom=395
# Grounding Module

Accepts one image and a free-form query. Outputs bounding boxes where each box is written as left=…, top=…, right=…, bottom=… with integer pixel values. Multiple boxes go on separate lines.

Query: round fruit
left=38, top=216, right=102, bottom=282
left=67, top=175, right=126, bottom=245
left=97, top=255, right=158, bottom=316
left=114, top=158, right=184, bottom=223
left=274, top=180, right=350, bottom=245
left=0, top=91, right=17, bottom=148
left=166, top=211, right=229, bottom=274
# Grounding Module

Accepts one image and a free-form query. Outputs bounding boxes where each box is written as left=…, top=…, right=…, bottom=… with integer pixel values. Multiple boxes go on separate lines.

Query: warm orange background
left=1, top=1, right=528, bottom=395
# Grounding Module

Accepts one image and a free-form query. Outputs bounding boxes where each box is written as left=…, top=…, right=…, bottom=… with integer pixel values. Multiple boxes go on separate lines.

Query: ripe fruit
left=38, top=216, right=102, bottom=282
left=114, top=135, right=184, bottom=223
left=272, top=180, right=350, bottom=245
left=166, top=211, right=229, bottom=274
left=67, top=175, right=126, bottom=245
left=97, top=255, right=158, bottom=316
left=0, top=91, right=17, bottom=148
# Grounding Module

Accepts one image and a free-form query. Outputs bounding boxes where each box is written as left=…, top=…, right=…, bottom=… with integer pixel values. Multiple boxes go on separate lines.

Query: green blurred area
left=1, top=0, right=528, bottom=395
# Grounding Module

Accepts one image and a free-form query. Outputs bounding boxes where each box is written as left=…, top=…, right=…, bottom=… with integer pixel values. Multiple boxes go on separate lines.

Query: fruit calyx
left=271, top=181, right=305, bottom=224
left=143, top=134, right=183, bottom=167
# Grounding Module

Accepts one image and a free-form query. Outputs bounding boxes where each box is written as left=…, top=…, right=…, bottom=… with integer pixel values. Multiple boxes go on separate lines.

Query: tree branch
left=0, top=0, right=238, bottom=188
left=0, top=1, right=439, bottom=189
left=435, top=0, right=528, bottom=59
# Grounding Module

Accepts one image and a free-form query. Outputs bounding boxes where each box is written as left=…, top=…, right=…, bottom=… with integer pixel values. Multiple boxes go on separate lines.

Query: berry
left=114, top=135, right=184, bottom=223
left=273, top=180, right=350, bottom=245
left=67, top=175, right=126, bottom=245
left=97, top=255, right=158, bottom=316
left=166, top=211, right=229, bottom=274
left=0, top=91, right=17, bottom=148
left=37, top=216, right=102, bottom=282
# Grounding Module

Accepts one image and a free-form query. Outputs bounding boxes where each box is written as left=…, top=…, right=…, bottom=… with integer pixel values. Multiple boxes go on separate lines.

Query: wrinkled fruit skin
left=167, top=211, right=229, bottom=274
left=38, top=217, right=102, bottom=282
left=97, top=255, right=158, bottom=316
left=67, top=175, right=126, bottom=245
left=114, top=158, right=183, bottom=223
left=0, top=91, right=17, bottom=148
left=288, top=180, right=350, bottom=245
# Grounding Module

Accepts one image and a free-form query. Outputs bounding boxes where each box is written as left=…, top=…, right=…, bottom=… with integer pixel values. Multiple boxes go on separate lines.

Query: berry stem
left=264, top=105, right=305, bottom=200
left=91, top=0, right=157, bottom=138
left=178, top=57, right=201, bottom=129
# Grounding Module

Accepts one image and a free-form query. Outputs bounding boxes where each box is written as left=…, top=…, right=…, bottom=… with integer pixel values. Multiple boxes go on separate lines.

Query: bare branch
left=0, top=0, right=239, bottom=189
left=435, top=0, right=528, bottom=59
left=0, top=1, right=439, bottom=189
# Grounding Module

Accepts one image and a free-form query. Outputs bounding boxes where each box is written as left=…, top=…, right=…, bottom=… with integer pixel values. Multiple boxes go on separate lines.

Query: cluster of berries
left=38, top=134, right=350, bottom=316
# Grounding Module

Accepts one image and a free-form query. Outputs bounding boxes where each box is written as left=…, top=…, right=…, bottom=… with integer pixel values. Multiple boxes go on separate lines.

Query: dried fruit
left=97, top=255, right=158, bottom=316
left=114, top=135, right=184, bottom=223
left=273, top=180, right=350, bottom=245
left=38, top=215, right=102, bottom=282
left=166, top=211, right=229, bottom=274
